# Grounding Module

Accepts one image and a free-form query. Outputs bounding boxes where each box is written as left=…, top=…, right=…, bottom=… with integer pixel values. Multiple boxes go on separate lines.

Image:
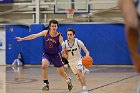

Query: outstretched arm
left=15, top=30, right=48, bottom=41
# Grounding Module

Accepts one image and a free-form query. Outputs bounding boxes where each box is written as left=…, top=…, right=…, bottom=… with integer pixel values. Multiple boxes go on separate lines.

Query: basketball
left=82, top=56, right=93, bottom=67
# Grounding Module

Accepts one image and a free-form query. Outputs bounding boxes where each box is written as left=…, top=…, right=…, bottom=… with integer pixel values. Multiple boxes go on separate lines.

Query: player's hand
left=61, top=56, right=69, bottom=64
left=85, top=54, right=89, bottom=57
left=62, top=49, right=67, bottom=58
left=15, top=37, right=24, bottom=41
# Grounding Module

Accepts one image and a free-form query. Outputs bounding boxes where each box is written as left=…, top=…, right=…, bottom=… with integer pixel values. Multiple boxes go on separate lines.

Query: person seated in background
left=12, top=52, right=24, bottom=66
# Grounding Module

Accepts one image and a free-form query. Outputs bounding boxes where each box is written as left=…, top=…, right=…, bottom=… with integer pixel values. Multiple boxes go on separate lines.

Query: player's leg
left=17, top=59, right=23, bottom=66
left=42, top=58, right=50, bottom=91
left=69, top=60, right=88, bottom=93
left=77, top=62, right=88, bottom=93
left=53, top=54, right=73, bottom=91
left=12, top=59, right=18, bottom=66
left=57, top=67, right=73, bottom=90
left=118, top=0, right=140, bottom=72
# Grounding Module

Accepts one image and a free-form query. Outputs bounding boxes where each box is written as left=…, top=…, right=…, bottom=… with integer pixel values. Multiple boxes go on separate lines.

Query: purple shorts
left=42, top=53, right=63, bottom=67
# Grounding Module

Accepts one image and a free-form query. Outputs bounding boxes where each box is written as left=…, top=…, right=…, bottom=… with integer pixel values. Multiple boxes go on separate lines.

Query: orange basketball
left=82, top=56, right=93, bottom=67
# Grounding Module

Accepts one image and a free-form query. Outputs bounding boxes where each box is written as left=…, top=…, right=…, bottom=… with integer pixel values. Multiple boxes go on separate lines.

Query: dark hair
left=18, top=52, right=24, bottom=64
left=67, top=28, right=75, bottom=35
left=49, top=19, right=59, bottom=27
left=18, top=52, right=22, bottom=57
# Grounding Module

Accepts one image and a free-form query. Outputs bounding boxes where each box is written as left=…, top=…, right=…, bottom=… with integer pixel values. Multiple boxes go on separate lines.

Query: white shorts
left=69, top=59, right=89, bottom=74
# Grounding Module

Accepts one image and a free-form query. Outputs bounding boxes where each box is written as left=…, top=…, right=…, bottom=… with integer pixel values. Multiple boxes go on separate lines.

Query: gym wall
left=6, top=24, right=132, bottom=65
left=6, top=24, right=45, bottom=65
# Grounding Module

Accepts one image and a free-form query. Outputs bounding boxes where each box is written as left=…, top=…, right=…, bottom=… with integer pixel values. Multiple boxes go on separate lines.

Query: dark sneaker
left=67, top=78, right=73, bottom=91
left=42, top=83, right=49, bottom=91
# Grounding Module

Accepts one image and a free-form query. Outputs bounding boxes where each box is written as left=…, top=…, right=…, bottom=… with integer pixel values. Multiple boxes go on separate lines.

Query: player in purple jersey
left=15, top=19, right=73, bottom=91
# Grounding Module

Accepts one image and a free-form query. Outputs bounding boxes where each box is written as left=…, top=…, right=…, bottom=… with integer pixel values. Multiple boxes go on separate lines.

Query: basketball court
left=0, top=65, right=138, bottom=93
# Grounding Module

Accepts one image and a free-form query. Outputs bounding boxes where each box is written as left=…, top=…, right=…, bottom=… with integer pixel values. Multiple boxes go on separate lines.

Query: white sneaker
left=81, top=89, right=88, bottom=93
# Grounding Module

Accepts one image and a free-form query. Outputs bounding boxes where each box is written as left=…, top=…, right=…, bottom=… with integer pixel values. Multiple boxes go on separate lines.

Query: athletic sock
left=44, top=80, right=49, bottom=84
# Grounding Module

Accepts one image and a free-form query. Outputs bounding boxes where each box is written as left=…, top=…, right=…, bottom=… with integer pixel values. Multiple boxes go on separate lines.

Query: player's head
left=48, top=19, right=59, bottom=31
left=18, top=52, right=22, bottom=58
left=67, top=28, right=75, bottom=40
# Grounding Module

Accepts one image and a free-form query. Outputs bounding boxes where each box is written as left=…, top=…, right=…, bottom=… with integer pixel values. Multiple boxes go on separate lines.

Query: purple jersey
left=44, top=31, right=60, bottom=54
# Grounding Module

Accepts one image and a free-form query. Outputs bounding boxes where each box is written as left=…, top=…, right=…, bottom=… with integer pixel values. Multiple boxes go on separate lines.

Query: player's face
left=49, top=23, right=58, bottom=31
left=67, top=31, right=75, bottom=41
left=18, top=53, right=21, bottom=58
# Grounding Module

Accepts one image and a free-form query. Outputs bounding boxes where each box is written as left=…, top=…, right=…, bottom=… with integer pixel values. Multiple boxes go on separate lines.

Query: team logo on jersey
left=67, top=48, right=78, bottom=56
left=46, top=38, right=57, bottom=43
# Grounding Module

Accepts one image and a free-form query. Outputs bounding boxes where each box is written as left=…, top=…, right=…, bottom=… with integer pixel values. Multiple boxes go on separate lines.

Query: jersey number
left=49, top=42, right=53, bottom=48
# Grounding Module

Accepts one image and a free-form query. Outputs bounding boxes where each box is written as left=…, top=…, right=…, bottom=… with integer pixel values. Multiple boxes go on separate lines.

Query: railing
left=0, top=0, right=122, bottom=26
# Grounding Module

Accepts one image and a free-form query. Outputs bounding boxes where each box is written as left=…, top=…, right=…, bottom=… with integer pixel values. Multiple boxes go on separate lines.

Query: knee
left=42, top=59, right=49, bottom=69
left=76, top=70, right=84, bottom=79
left=42, top=64, right=48, bottom=69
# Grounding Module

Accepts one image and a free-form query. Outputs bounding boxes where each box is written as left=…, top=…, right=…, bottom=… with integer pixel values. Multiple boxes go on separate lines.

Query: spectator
left=12, top=52, right=23, bottom=66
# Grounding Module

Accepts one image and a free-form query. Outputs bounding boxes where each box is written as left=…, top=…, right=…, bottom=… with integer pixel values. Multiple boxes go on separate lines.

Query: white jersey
left=62, top=38, right=89, bottom=74
left=62, top=38, right=84, bottom=62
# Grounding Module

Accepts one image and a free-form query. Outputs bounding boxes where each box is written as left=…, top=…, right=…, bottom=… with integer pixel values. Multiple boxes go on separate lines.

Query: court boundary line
left=89, top=74, right=139, bottom=91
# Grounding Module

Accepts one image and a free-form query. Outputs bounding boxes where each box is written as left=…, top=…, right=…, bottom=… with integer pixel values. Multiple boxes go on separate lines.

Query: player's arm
left=82, top=46, right=89, bottom=57
left=61, top=41, right=69, bottom=64
left=61, top=41, right=68, bottom=58
left=59, top=34, right=64, bottom=45
left=79, top=40, right=89, bottom=56
left=59, top=34, right=68, bottom=58
left=15, top=30, right=48, bottom=41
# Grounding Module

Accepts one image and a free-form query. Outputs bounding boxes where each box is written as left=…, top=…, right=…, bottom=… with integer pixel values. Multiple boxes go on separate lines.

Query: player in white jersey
left=62, top=28, right=90, bottom=93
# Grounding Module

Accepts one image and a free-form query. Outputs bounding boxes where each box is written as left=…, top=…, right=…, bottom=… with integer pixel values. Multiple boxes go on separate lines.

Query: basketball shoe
left=42, top=83, right=49, bottom=91
left=67, top=78, right=73, bottom=90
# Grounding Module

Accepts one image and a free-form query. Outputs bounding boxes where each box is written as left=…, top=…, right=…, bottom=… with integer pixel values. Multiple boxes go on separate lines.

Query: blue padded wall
left=6, top=25, right=30, bottom=64
left=6, top=23, right=132, bottom=65
left=58, top=24, right=132, bottom=65
left=6, top=24, right=45, bottom=65
left=29, top=24, right=45, bottom=64
left=0, top=0, right=13, bottom=3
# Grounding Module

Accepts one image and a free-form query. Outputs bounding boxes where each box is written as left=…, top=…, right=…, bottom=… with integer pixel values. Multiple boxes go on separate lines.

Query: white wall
left=0, top=66, right=6, bottom=93
left=0, top=28, right=6, bottom=65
